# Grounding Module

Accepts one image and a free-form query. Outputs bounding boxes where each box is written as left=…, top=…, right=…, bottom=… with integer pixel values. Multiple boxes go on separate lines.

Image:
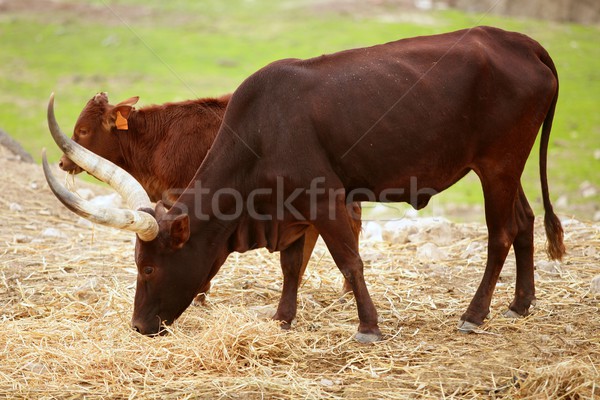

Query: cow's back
left=218, top=26, right=557, bottom=202
left=134, top=96, right=229, bottom=201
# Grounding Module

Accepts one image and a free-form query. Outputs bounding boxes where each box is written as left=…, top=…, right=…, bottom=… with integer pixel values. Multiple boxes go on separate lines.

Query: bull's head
left=59, top=92, right=139, bottom=174
left=44, top=94, right=216, bottom=335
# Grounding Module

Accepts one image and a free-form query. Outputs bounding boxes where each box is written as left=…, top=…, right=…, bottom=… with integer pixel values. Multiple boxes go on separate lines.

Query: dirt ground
left=1, top=139, right=599, bottom=399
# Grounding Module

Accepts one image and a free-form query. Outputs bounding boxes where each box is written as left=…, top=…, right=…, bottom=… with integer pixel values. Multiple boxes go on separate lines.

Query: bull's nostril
left=133, top=325, right=141, bottom=333
left=58, top=160, right=64, bottom=168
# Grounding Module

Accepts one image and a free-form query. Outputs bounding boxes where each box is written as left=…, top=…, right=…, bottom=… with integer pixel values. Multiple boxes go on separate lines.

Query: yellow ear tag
left=115, top=111, right=129, bottom=130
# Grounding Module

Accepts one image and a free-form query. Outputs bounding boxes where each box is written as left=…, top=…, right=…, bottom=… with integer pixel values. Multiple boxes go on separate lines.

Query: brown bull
left=57, top=92, right=360, bottom=297
left=44, top=26, right=565, bottom=343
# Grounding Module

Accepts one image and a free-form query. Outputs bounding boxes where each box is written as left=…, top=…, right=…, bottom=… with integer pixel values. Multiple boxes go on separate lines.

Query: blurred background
left=1, top=0, right=598, bottom=222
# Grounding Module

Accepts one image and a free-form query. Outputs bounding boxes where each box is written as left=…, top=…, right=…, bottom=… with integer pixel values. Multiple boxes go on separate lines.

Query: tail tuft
left=538, top=49, right=565, bottom=262
left=544, top=210, right=565, bottom=261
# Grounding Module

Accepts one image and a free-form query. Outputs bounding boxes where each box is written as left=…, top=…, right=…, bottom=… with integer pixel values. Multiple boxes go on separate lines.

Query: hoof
left=192, top=294, right=207, bottom=306
left=503, top=309, right=524, bottom=319
left=457, top=319, right=481, bottom=333
left=279, top=321, right=292, bottom=330
left=354, top=331, right=382, bottom=343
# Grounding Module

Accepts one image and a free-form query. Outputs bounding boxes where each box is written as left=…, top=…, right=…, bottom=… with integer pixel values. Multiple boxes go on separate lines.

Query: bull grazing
left=44, top=26, right=565, bottom=343
left=56, top=92, right=361, bottom=298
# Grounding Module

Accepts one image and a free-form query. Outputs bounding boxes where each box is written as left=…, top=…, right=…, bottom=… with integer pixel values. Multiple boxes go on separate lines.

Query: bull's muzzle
left=131, top=316, right=167, bottom=337
left=58, top=155, right=83, bottom=174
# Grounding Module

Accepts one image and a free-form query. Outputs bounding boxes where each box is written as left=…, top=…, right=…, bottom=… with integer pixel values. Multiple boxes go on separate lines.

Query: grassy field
left=1, top=0, right=598, bottom=220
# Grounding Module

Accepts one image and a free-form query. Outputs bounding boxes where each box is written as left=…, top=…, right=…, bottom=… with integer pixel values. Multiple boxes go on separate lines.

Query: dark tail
left=539, top=52, right=565, bottom=261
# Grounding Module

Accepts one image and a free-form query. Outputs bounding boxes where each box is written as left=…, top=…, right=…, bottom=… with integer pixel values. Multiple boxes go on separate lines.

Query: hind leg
left=505, top=184, right=536, bottom=318
left=342, top=202, right=362, bottom=294
left=458, top=175, right=519, bottom=332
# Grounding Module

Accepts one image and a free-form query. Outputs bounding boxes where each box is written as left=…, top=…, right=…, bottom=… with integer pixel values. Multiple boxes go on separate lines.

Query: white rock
left=536, top=260, right=562, bottom=274
left=594, top=211, right=600, bottom=222
left=383, top=217, right=453, bottom=245
left=362, top=221, right=383, bottom=242
left=416, top=242, right=447, bottom=261
left=404, top=208, right=419, bottom=218
left=23, top=362, right=48, bottom=375
left=428, top=221, right=454, bottom=245
left=539, top=334, right=552, bottom=343
left=248, top=305, right=277, bottom=319
left=13, top=234, right=30, bottom=243
left=74, top=278, right=101, bottom=300
left=77, top=217, right=94, bottom=228
left=89, top=193, right=122, bottom=208
left=560, top=218, right=584, bottom=227
left=415, top=0, right=433, bottom=11
left=367, top=203, right=397, bottom=218
left=9, top=202, right=22, bottom=212
left=75, top=188, right=95, bottom=200
left=579, top=181, right=597, bottom=198
left=556, top=195, right=569, bottom=208
left=41, top=228, right=66, bottom=238
left=460, top=241, right=484, bottom=261
left=382, top=220, right=411, bottom=243
left=320, top=379, right=334, bottom=387
left=590, top=276, right=600, bottom=294
left=583, top=246, right=597, bottom=258
left=408, top=221, right=454, bottom=245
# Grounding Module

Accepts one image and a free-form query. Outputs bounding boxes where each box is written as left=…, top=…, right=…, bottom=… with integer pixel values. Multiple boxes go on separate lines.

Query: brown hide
left=129, top=27, right=564, bottom=340
left=60, top=93, right=230, bottom=202
left=60, top=91, right=361, bottom=311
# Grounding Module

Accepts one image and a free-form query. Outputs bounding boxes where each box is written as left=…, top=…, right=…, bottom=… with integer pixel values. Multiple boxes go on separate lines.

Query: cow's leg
left=458, top=175, right=519, bottom=332
left=192, top=282, right=211, bottom=306
left=299, top=202, right=362, bottom=295
left=298, top=227, right=319, bottom=287
left=273, top=235, right=306, bottom=329
left=315, top=200, right=381, bottom=343
left=506, top=184, right=536, bottom=318
left=344, top=202, right=363, bottom=294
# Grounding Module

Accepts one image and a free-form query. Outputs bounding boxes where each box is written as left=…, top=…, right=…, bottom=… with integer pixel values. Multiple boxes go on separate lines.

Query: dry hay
left=1, top=144, right=599, bottom=399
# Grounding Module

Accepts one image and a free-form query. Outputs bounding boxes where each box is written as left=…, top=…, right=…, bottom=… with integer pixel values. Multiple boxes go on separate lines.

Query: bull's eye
left=143, top=266, right=154, bottom=275
left=78, top=128, right=89, bottom=136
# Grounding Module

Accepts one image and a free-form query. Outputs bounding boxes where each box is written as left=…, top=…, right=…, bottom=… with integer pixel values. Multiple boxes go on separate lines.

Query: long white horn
left=42, top=149, right=158, bottom=241
left=47, top=92, right=151, bottom=211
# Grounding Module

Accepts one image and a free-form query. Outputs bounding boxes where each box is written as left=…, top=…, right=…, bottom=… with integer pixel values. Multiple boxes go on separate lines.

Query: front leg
left=315, top=199, right=381, bottom=343
left=299, top=202, right=362, bottom=295
left=273, top=235, right=305, bottom=329
left=192, top=282, right=211, bottom=306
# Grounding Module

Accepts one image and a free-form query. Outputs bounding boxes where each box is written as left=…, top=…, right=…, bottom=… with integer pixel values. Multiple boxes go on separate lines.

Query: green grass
left=1, top=0, right=598, bottom=220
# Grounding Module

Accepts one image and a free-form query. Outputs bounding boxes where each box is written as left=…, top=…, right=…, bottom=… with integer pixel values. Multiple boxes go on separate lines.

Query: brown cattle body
left=58, top=92, right=360, bottom=298
left=46, top=26, right=565, bottom=342
left=59, top=93, right=230, bottom=203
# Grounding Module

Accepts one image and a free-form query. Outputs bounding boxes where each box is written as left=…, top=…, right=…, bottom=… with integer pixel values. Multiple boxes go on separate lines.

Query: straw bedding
left=1, top=144, right=598, bottom=399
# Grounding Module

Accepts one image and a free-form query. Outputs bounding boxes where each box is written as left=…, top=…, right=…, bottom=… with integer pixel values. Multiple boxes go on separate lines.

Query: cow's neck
left=177, top=140, right=309, bottom=258
left=112, top=109, right=165, bottom=201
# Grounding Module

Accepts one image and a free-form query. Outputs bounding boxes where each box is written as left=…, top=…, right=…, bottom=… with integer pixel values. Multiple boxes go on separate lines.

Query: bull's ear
left=169, top=214, right=190, bottom=250
left=111, top=96, right=139, bottom=130
left=114, top=96, right=139, bottom=118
